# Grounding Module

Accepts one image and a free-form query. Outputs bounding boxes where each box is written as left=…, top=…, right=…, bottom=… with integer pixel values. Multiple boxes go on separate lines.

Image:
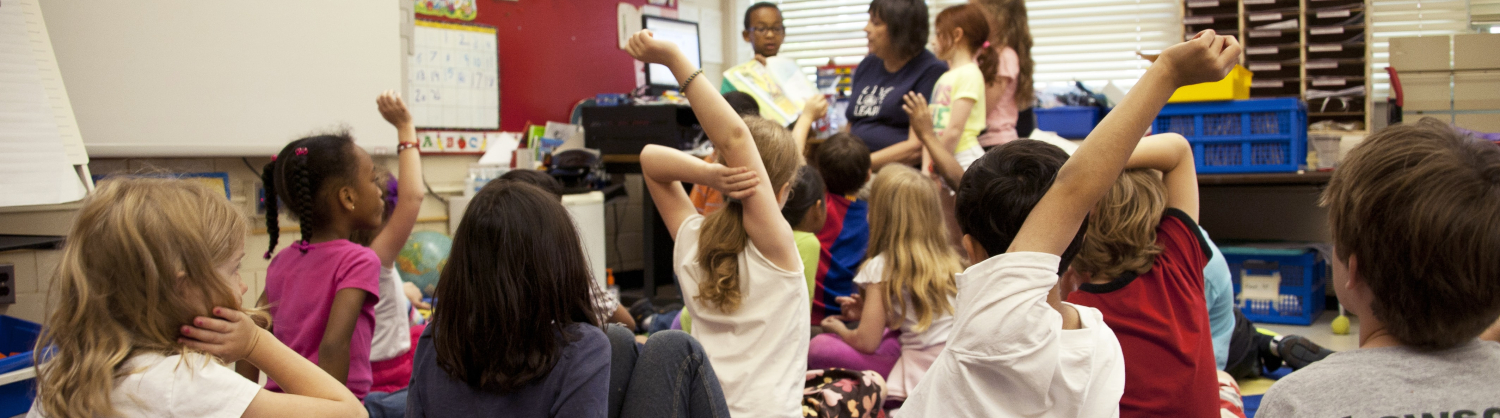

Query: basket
left=1036, top=106, right=1103, bottom=139
left=1153, top=98, right=1307, bottom=174
left=1222, top=247, right=1327, bottom=326
left=1168, top=65, right=1253, bottom=103
left=0, top=316, right=41, bottom=417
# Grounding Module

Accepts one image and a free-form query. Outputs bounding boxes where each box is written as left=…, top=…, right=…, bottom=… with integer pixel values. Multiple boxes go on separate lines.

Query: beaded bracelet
left=397, top=142, right=419, bottom=152
left=679, top=69, right=704, bottom=93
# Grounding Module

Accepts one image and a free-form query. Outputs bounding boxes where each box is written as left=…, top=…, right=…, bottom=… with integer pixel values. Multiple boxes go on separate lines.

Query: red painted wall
left=422, top=0, right=649, bottom=131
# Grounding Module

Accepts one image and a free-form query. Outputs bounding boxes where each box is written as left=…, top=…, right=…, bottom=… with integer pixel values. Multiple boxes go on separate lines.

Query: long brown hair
left=1072, top=169, right=1167, bottom=279
left=695, top=117, right=802, bottom=313
left=432, top=180, right=600, bottom=392
left=35, top=177, right=252, bottom=418
left=936, top=4, right=998, bottom=86
left=975, top=0, right=1035, bottom=109
left=866, top=165, right=962, bottom=331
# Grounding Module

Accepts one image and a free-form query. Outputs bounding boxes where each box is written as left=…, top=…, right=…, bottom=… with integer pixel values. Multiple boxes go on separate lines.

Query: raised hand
left=901, top=92, right=936, bottom=142
left=804, top=94, right=830, bottom=121
left=625, top=30, right=683, bottom=66
left=179, top=307, right=267, bottom=364
left=709, top=163, right=760, bottom=200
left=377, top=90, right=412, bottom=128
left=1155, top=30, right=1243, bottom=88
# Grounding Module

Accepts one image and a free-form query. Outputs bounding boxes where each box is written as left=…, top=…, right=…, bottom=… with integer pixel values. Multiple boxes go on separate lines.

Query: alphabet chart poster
left=409, top=20, right=499, bottom=129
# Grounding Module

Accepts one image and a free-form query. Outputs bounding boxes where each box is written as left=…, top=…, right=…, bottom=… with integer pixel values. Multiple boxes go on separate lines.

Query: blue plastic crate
left=1036, top=106, right=1102, bottom=139
left=1222, top=247, right=1326, bottom=326
left=0, top=316, right=41, bottom=417
left=1153, top=98, right=1307, bottom=174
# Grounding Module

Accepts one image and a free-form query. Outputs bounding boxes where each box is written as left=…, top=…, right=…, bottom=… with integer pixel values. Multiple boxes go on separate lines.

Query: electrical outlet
left=0, top=264, right=14, bottom=305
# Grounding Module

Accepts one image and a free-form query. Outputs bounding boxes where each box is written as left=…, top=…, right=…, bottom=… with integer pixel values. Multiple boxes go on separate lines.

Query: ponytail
left=695, top=202, right=750, bottom=312
left=976, top=44, right=999, bottom=86
left=261, top=161, right=279, bottom=259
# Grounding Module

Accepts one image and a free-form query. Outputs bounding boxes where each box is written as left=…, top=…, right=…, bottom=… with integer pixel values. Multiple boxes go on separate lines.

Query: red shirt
left=1065, top=208, right=1217, bottom=418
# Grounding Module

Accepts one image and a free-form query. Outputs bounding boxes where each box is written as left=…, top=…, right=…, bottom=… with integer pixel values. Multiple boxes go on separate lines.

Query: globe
left=396, top=231, right=452, bottom=298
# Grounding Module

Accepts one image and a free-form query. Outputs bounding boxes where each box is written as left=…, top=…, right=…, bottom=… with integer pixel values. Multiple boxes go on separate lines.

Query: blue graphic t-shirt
left=845, top=50, right=948, bottom=152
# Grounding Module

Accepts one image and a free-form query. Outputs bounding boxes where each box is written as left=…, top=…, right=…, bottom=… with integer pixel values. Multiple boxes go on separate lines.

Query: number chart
left=409, top=20, right=499, bottom=129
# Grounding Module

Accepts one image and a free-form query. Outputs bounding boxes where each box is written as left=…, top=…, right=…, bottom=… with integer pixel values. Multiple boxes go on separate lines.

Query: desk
left=585, top=105, right=703, bottom=300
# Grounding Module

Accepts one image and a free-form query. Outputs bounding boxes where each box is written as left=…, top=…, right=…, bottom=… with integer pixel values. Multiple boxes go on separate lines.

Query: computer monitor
left=642, top=15, right=701, bottom=92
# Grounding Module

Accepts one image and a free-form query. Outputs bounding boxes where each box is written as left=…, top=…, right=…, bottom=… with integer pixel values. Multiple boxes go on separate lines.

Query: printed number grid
left=409, top=21, right=499, bottom=129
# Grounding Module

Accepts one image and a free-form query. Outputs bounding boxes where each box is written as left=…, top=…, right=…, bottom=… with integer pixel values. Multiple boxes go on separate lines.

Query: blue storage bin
left=0, top=316, right=41, bottom=416
left=1222, top=247, right=1326, bottom=326
left=1036, top=106, right=1102, bottom=139
left=1153, top=98, right=1307, bottom=174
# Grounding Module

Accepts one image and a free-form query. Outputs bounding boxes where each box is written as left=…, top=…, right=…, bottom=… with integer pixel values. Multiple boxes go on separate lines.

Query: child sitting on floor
left=1061, top=134, right=1219, bottom=418
left=895, top=30, right=1241, bottom=417
left=811, top=133, right=873, bottom=325
left=1258, top=118, right=1500, bottom=415
left=813, top=164, right=964, bottom=402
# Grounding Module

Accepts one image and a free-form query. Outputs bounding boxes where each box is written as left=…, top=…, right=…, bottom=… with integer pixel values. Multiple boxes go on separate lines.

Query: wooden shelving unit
left=1183, top=0, right=1374, bottom=129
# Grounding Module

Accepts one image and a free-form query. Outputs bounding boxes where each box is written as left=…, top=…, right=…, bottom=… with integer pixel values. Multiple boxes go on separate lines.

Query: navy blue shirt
left=406, top=323, right=610, bottom=418
left=845, top=51, right=949, bottom=152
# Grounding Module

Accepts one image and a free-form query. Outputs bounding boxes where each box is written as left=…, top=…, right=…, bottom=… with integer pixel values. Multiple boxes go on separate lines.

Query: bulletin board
left=409, top=20, right=500, bottom=130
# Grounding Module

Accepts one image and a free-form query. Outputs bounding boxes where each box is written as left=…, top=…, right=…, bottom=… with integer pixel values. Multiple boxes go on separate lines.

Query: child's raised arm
left=370, top=91, right=425, bottom=266
left=792, top=95, right=829, bottom=152
left=902, top=92, right=965, bottom=190
left=1010, top=31, right=1239, bottom=256
left=1126, top=133, right=1199, bottom=220
left=627, top=30, right=800, bottom=269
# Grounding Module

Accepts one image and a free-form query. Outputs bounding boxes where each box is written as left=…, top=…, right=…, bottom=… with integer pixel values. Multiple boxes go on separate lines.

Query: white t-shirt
left=896, top=252, right=1126, bottom=418
left=28, top=352, right=261, bottom=418
left=674, top=215, right=809, bottom=418
left=370, top=264, right=412, bottom=362
left=852, top=254, right=956, bottom=350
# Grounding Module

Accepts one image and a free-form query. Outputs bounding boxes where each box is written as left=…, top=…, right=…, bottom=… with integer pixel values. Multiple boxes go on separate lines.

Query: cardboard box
left=1454, top=74, right=1500, bottom=110
left=1390, top=36, right=1451, bottom=72
left=1400, top=74, right=1452, bottom=111
left=1454, top=34, right=1500, bottom=70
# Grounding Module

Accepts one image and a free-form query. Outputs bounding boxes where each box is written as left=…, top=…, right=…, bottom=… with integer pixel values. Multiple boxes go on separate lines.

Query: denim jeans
left=605, top=325, right=730, bottom=418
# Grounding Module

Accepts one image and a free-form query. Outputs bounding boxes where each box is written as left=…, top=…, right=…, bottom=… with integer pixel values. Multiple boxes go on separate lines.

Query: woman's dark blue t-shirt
left=844, top=50, right=949, bottom=152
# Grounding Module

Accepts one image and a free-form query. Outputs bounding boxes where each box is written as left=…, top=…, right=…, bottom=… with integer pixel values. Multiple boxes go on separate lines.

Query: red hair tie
left=982, top=41, right=991, bottom=49
left=294, top=147, right=308, bottom=156
left=270, top=155, right=277, bottom=161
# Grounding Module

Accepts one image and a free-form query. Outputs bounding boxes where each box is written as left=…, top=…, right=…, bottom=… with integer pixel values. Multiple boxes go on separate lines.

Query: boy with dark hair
left=810, top=133, right=874, bottom=323
left=723, top=91, right=761, bottom=117
left=1259, top=118, right=1500, bottom=415
left=895, top=31, right=1241, bottom=417
left=721, top=2, right=784, bottom=94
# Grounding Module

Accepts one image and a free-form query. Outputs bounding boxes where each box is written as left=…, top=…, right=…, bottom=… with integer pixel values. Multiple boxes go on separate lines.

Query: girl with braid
left=245, top=93, right=393, bottom=400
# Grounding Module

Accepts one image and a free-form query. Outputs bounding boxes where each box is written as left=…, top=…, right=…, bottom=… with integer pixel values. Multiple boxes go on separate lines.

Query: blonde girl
left=629, top=29, right=808, bottom=418
left=815, top=164, right=964, bottom=401
left=29, top=178, right=365, bottom=418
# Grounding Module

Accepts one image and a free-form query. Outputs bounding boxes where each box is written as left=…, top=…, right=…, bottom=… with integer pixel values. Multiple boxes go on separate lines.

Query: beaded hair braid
left=261, top=132, right=361, bottom=259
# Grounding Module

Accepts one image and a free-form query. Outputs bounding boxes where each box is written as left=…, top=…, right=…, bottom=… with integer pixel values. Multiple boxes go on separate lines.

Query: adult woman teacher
left=972, top=0, right=1037, bottom=148
left=845, top=0, right=948, bottom=168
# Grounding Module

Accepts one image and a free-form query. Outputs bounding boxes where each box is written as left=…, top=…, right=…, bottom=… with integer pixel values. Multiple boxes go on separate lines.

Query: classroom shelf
left=1198, top=171, right=1333, bottom=186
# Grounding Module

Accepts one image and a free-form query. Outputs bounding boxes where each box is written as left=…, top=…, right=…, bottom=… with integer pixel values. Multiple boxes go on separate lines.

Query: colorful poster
left=415, top=0, right=477, bottom=21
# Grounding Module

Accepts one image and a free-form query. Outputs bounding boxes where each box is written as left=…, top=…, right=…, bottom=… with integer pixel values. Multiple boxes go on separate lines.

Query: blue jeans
left=605, top=325, right=730, bottom=418
left=364, top=389, right=407, bottom=418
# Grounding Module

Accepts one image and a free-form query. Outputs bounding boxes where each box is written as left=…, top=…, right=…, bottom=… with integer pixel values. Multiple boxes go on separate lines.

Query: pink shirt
left=978, top=47, right=1021, bottom=147
left=264, top=239, right=381, bottom=399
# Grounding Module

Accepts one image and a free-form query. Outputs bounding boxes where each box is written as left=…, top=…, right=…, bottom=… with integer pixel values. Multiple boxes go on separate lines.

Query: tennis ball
left=1331, top=314, right=1351, bottom=335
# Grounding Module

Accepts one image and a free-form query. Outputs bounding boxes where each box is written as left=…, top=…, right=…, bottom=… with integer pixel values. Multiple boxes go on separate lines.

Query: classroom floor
left=1258, top=309, right=1361, bottom=352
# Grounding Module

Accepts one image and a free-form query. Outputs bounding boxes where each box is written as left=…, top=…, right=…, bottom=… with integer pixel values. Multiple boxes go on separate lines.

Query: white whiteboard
left=39, top=1, right=406, bottom=157
left=409, top=20, right=499, bottom=130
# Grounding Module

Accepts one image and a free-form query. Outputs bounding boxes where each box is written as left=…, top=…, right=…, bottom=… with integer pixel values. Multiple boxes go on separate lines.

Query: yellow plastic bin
left=1168, top=65, right=1251, bottom=103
